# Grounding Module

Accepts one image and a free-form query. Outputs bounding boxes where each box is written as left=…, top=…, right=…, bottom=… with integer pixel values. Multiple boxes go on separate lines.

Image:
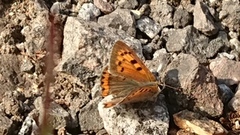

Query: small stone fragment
left=0, top=111, right=13, bottom=135
left=229, top=86, right=240, bottom=111
left=173, top=6, right=192, bottom=28
left=193, top=0, right=218, bottom=36
left=209, top=58, right=240, bottom=86
left=18, top=110, right=39, bottom=135
left=136, top=16, right=161, bottom=38
left=20, top=59, right=34, bottom=73
left=94, top=0, right=113, bottom=14
left=78, top=3, right=101, bottom=21
left=98, top=8, right=136, bottom=36
left=118, top=0, right=138, bottom=9
left=34, top=97, right=71, bottom=130
left=165, top=27, right=190, bottom=52
left=219, top=0, right=240, bottom=32
left=79, top=97, right=103, bottom=131
left=218, top=84, right=234, bottom=104
left=150, top=0, right=173, bottom=28
left=220, top=111, right=240, bottom=131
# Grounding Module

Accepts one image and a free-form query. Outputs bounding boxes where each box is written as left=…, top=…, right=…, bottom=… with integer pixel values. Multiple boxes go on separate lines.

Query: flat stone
left=205, top=35, right=225, bottom=58
left=165, top=26, right=191, bottom=52
left=174, top=110, right=228, bottom=135
left=118, top=0, right=138, bottom=9
left=50, top=1, right=71, bottom=14
left=98, top=8, right=136, bottom=36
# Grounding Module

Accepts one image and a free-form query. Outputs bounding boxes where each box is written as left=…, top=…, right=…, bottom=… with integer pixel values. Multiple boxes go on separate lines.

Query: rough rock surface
left=0, top=0, right=239, bottom=134
left=163, top=54, right=223, bottom=117
left=98, top=95, right=169, bottom=135
left=98, top=8, right=136, bottom=36
left=193, top=0, right=218, bottom=36
left=174, top=110, right=228, bottom=135
left=210, top=58, right=240, bottom=86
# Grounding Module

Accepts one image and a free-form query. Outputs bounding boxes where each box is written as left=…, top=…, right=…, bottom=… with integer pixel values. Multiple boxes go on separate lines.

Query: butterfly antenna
left=158, top=82, right=180, bottom=90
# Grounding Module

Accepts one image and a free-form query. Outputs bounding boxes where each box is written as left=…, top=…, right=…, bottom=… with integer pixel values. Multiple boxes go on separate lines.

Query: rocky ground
left=0, top=0, right=240, bottom=135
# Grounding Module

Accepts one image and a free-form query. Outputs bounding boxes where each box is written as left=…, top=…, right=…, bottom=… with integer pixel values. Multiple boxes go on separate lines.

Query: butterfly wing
left=103, top=86, right=159, bottom=108
left=101, top=67, right=141, bottom=107
left=121, top=86, right=159, bottom=104
left=100, top=41, right=160, bottom=108
left=101, top=67, right=160, bottom=108
left=109, top=41, right=156, bottom=82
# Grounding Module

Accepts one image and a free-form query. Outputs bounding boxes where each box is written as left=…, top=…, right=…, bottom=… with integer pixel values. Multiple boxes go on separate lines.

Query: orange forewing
left=110, top=41, right=156, bottom=82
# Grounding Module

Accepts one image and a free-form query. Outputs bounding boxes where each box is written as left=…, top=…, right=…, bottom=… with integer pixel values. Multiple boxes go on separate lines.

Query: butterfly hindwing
left=101, top=67, right=141, bottom=108
left=101, top=67, right=139, bottom=97
left=121, top=86, right=159, bottom=104
left=103, top=97, right=124, bottom=108
left=103, top=85, right=159, bottom=108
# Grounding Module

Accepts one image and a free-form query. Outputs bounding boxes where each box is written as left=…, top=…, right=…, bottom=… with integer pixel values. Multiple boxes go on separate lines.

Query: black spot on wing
left=136, top=67, right=143, bottom=71
left=120, top=67, right=124, bottom=72
left=130, top=60, right=137, bottom=64
left=117, top=61, right=122, bottom=66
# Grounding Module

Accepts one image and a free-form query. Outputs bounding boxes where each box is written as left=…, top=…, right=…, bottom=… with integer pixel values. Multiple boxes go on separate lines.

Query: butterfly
left=100, top=40, right=160, bottom=108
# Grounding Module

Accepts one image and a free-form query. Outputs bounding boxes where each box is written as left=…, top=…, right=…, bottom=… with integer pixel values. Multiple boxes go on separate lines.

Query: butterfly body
left=101, top=41, right=160, bottom=108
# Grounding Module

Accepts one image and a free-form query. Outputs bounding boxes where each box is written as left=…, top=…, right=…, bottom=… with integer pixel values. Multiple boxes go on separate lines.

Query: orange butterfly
left=100, top=41, right=160, bottom=108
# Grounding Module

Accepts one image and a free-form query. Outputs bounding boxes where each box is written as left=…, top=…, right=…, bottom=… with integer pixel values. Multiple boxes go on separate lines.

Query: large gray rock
left=164, top=53, right=223, bottom=117
left=98, top=94, right=169, bottom=135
